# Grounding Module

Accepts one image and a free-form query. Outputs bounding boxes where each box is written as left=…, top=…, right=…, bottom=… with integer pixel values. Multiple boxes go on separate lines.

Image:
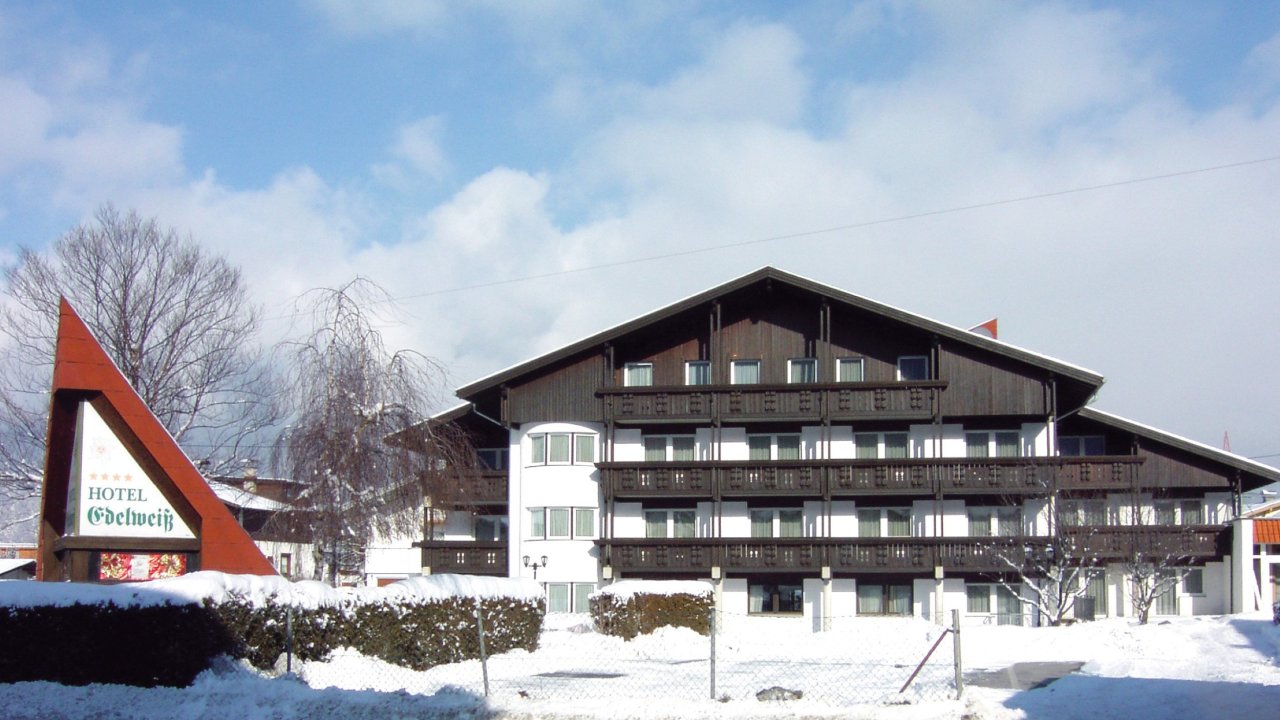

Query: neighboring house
left=206, top=472, right=317, bottom=581
left=372, top=267, right=1280, bottom=624
left=0, top=558, right=35, bottom=580
left=1237, top=495, right=1280, bottom=611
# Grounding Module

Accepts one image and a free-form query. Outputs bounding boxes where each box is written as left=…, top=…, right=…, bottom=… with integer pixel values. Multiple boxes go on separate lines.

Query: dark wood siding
left=938, top=343, right=1048, bottom=417
left=506, top=353, right=606, bottom=424
left=1136, top=443, right=1233, bottom=490
left=828, top=306, right=932, bottom=383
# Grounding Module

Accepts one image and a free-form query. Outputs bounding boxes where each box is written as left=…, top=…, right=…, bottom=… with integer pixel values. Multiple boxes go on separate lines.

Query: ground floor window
left=857, top=583, right=912, bottom=615
left=748, top=581, right=803, bottom=614
left=546, top=582, right=598, bottom=613
left=996, top=585, right=1023, bottom=625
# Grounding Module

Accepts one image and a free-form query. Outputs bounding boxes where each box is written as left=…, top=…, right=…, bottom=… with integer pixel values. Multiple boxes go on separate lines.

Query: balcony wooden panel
left=419, top=541, right=507, bottom=576
left=600, top=456, right=1144, bottom=499
left=600, top=537, right=1049, bottom=574
left=598, top=382, right=946, bottom=424
left=432, top=470, right=508, bottom=506
left=1062, top=525, right=1226, bottom=560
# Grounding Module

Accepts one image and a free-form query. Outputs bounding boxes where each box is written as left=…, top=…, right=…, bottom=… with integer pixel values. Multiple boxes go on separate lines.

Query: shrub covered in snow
left=0, top=572, right=545, bottom=686
left=589, top=580, right=713, bottom=640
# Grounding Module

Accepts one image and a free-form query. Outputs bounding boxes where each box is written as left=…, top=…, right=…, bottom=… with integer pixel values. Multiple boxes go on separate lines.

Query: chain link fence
left=278, top=606, right=962, bottom=709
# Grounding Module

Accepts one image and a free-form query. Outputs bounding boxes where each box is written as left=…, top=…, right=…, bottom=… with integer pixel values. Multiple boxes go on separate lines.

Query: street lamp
left=523, top=554, right=548, bottom=579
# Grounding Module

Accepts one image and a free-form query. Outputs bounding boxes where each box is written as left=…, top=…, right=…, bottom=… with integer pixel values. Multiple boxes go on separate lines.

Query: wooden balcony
left=418, top=541, right=507, bottom=576
left=600, top=537, right=1049, bottom=575
left=598, top=381, right=946, bottom=424
left=1062, top=525, right=1227, bottom=560
left=599, top=456, right=1144, bottom=499
left=431, top=470, right=508, bottom=507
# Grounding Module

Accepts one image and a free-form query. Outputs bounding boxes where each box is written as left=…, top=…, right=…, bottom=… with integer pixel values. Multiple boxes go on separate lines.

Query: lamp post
left=522, top=554, right=548, bottom=579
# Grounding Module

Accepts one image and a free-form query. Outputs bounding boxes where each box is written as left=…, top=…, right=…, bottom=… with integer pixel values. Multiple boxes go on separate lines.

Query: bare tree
left=271, top=278, right=473, bottom=585
left=1123, top=495, right=1196, bottom=624
left=985, top=483, right=1103, bottom=626
left=0, top=205, right=279, bottom=506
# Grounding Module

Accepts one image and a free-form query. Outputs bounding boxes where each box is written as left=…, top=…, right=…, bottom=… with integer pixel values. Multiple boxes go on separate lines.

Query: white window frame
left=745, top=433, right=802, bottom=461
left=528, top=432, right=597, bottom=466
left=731, top=359, right=762, bottom=385
left=966, top=431, right=1022, bottom=458
left=857, top=507, right=912, bottom=537
left=896, top=355, right=930, bottom=381
left=574, top=508, right=595, bottom=539
left=836, top=357, right=865, bottom=382
left=624, top=362, right=654, bottom=387
left=546, top=583, right=571, bottom=613
left=685, top=360, right=711, bottom=386
left=787, top=357, right=817, bottom=384
left=643, top=435, right=697, bottom=462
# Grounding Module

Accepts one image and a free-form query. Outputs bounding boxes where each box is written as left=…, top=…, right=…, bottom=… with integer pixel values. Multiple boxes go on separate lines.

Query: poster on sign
left=97, top=552, right=189, bottom=581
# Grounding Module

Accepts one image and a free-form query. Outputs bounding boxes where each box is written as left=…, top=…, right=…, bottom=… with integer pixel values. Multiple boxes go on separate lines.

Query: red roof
left=38, top=298, right=276, bottom=579
left=1256, top=520, right=1280, bottom=544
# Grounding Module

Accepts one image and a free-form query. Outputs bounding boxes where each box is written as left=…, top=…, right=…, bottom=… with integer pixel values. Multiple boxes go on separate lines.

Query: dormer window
left=897, top=356, right=929, bottom=381
left=788, top=358, right=817, bottom=383
left=731, top=359, right=761, bottom=384
left=624, top=362, right=653, bottom=387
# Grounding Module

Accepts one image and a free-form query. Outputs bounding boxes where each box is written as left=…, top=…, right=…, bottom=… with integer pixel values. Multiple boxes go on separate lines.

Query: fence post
left=952, top=608, right=964, bottom=699
left=709, top=606, right=717, bottom=700
left=285, top=604, right=294, bottom=675
left=475, top=600, right=491, bottom=698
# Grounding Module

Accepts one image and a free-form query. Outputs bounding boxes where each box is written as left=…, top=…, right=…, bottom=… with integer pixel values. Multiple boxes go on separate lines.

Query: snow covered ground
left=1, top=572, right=1278, bottom=719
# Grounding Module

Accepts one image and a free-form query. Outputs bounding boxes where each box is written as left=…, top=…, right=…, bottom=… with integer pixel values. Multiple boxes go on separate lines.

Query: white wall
left=511, top=421, right=603, bottom=585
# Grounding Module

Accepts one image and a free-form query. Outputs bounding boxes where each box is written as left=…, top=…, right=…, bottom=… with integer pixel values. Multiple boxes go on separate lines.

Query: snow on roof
left=0, top=558, right=34, bottom=576
left=205, top=479, right=288, bottom=512
left=593, top=579, right=713, bottom=602
left=0, top=571, right=544, bottom=610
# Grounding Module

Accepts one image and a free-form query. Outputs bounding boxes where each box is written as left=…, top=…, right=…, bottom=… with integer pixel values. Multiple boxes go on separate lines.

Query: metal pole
left=952, top=608, right=964, bottom=698
left=475, top=600, right=490, bottom=697
left=709, top=606, right=717, bottom=700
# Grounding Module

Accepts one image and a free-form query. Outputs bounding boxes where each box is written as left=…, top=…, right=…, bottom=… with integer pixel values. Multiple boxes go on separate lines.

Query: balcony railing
left=599, top=456, right=1144, bottom=498
left=417, top=541, right=507, bottom=576
left=600, top=537, right=1049, bottom=574
left=431, top=470, right=508, bottom=506
left=599, top=382, right=946, bottom=423
left=1062, top=525, right=1227, bottom=560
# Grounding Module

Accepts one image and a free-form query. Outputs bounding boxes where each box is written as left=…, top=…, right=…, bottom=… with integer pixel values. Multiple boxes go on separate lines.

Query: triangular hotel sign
left=37, top=298, right=276, bottom=581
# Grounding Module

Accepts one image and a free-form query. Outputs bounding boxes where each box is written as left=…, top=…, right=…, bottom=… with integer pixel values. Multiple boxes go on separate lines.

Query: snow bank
left=0, top=572, right=543, bottom=610
left=592, top=579, right=713, bottom=602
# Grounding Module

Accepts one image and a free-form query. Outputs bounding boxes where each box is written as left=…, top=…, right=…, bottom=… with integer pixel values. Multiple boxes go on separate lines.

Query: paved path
left=965, top=661, right=1085, bottom=690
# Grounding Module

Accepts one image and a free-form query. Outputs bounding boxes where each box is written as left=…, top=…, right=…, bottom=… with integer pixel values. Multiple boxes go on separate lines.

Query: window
left=1059, top=435, right=1106, bottom=456
left=837, top=357, right=865, bottom=382
left=966, top=431, right=1020, bottom=458
left=624, top=362, right=653, bottom=387
left=646, top=435, right=696, bottom=462
left=966, top=432, right=989, bottom=458
left=548, top=508, right=571, bottom=538
left=1183, top=568, right=1204, bottom=595
left=475, top=516, right=509, bottom=542
left=573, top=583, right=595, bottom=613
left=997, top=586, right=1023, bottom=625
left=747, top=430, right=793, bottom=458
left=788, top=358, right=817, bottom=383
left=574, top=508, right=595, bottom=538
left=968, top=508, right=993, bottom=537
left=1083, top=571, right=1107, bottom=615
left=858, top=507, right=911, bottom=537
left=750, top=510, right=773, bottom=538
left=672, top=436, right=696, bottom=461
left=645, top=510, right=668, bottom=539
left=685, top=361, right=711, bottom=386
left=575, top=435, right=595, bottom=464
left=749, top=582, right=803, bottom=614
left=1179, top=500, right=1203, bottom=525
left=884, top=433, right=909, bottom=459
left=967, top=584, right=991, bottom=613
left=529, top=433, right=596, bottom=466
left=897, top=356, right=929, bottom=381
left=531, top=507, right=595, bottom=539
left=645, top=509, right=697, bottom=539
left=644, top=436, right=667, bottom=462
left=997, top=507, right=1023, bottom=536
left=731, top=359, right=761, bottom=384
left=547, top=583, right=571, bottom=613
left=779, top=509, right=803, bottom=537
left=279, top=553, right=292, bottom=577
left=750, top=509, right=803, bottom=538
left=476, top=448, right=508, bottom=471
left=858, top=584, right=912, bottom=615
left=855, top=433, right=879, bottom=460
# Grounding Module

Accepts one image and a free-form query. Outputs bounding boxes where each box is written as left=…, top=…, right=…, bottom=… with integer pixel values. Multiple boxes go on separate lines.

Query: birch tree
left=272, top=278, right=472, bottom=585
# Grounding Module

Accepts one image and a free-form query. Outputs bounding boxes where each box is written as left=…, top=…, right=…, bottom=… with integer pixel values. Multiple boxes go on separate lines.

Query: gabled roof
left=1079, top=407, right=1280, bottom=485
left=38, top=299, right=276, bottom=578
left=457, top=266, right=1104, bottom=398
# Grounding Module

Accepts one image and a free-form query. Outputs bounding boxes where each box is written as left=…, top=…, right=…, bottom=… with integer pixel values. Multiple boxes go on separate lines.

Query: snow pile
left=591, top=578, right=712, bottom=602
left=0, top=571, right=542, bottom=610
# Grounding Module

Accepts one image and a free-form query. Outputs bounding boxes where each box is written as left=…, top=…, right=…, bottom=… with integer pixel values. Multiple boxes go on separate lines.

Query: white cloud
left=372, top=116, right=450, bottom=188
left=310, top=0, right=450, bottom=37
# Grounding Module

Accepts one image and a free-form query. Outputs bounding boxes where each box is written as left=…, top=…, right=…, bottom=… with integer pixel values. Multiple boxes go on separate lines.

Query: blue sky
left=1, top=1, right=1278, bottom=459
